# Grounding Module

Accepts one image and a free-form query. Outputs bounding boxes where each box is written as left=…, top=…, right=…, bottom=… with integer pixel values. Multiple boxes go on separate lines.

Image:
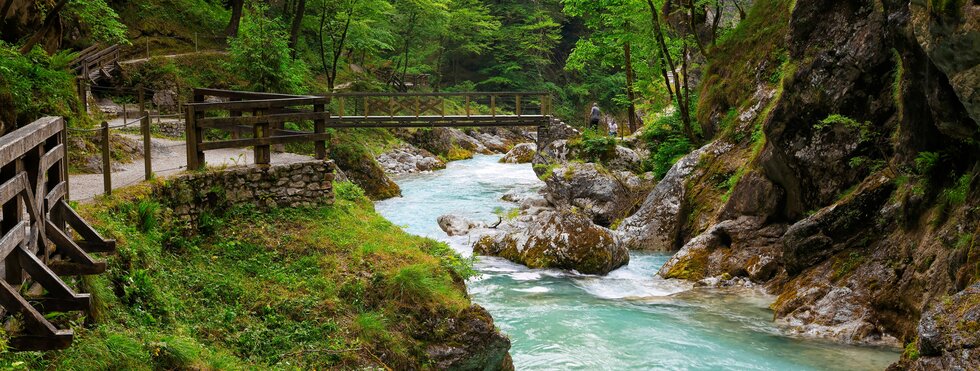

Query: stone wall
left=155, top=161, right=336, bottom=223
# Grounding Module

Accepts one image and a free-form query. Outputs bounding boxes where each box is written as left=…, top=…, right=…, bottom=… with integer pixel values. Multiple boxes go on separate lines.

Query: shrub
left=0, top=43, right=81, bottom=126
left=642, top=108, right=694, bottom=179
left=572, top=129, right=617, bottom=162
left=334, top=181, right=367, bottom=202
left=914, top=151, right=942, bottom=176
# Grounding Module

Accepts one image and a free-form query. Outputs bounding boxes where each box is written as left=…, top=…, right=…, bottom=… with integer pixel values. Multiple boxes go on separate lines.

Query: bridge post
left=141, top=112, right=152, bottom=180
left=254, top=110, right=271, bottom=166
left=515, top=94, right=521, bottom=117
left=1, top=159, right=23, bottom=285
left=101, top=121, right=111, bottom=196
left=185, top=105, right=204, bottom=171
left=314, top=102, right=327, bottom=160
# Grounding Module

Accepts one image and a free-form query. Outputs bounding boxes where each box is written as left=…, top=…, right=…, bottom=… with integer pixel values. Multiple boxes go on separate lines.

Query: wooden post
left=185, top=105, right=201, bottom=170
left=338, top=97, right=345, bottom=117
left=490, top=95, right=496, bottom=117
left=76, top=77, right=87, bottom=114
left=465, top=95, right=471, bottom=117
left=101, top=121, right=111, bottom=196
left=62, top=122, right=70, bottom=202
left=229, top=98, right=242, bottom=139
left=138, top=84, right=145, bottom=113
left=441, top=98, right=446, bottom=117
left=314, top=103, right=327, bottom=160
left=363, top=97, right=369, bottom=117
left=141, top=113, right=151, bottom=180
left=254, top=109, right=270, bottom=166
left=415, top=96, right=421, bottom=118
left=515, top=95, right=522, bottom=117
left=388, top=96, right=394, bottom=118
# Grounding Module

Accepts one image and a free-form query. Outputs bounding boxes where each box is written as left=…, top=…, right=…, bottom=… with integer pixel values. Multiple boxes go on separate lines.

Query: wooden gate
left=0, top=117, right=115, bottom=351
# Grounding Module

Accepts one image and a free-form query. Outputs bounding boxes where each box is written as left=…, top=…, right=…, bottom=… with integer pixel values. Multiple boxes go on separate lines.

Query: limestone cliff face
left=635, top=0, right=978, bottom=363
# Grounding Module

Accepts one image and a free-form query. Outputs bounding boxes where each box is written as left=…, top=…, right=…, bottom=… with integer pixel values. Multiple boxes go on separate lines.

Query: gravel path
left=69, top=134, right=314, bottom=202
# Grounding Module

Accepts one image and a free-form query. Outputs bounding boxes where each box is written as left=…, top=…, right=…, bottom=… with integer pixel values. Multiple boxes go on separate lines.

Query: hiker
left=590, top=102, right=600, bottom=131
left=608, top=118, right=618, bottom=138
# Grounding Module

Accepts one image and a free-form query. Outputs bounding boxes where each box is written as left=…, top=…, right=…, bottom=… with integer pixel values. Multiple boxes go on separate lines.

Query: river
left=375, top=154, right=900, bottom=370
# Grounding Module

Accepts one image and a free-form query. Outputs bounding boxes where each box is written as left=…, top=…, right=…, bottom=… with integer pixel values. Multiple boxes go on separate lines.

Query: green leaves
left=66, top=0, right=129, bottom=45
left=227, top=5, right=308, bottom=93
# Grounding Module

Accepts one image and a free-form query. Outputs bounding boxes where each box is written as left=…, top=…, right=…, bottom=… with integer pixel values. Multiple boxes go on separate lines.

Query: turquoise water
left=375, top=155, right=900, bottom=370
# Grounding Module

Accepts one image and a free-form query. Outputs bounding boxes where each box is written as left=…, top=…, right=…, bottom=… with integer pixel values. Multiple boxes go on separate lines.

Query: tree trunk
left=225, top=0, right=244, bottom=38
left=288, top=0, right=307, bottom=59
left=19, top=0, right=69, bottom=54
left=646, top=0, right=694, bottom=141
left=0, top=0, right=14, bottom=25
left=624, top=41, right=638, bottom=132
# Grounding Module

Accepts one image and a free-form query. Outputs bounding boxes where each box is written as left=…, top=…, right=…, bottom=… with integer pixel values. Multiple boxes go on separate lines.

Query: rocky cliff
left=620, top=0, right=977, bottom=366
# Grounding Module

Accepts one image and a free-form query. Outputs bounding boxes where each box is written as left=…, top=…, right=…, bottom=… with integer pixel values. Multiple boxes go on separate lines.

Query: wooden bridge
left=70, top=44, right=122, bottom=83
left=184, top=89, right=555, bottom=170
left=0, top=117, right=115, bottom=351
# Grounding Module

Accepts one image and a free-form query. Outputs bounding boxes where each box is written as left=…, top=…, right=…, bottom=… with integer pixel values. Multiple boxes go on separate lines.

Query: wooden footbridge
left=184, top=89, right=556, bottom=169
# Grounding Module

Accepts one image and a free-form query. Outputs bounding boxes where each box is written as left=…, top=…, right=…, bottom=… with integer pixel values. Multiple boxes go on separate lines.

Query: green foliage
left=832, top=252, right=864, bottom=281
left=642, top=108, right=694, bottom=179
left=942, top=173, right=973, bottom=207
left=227, top=5, right=308, bottom=93
left=915, top=151, right=942, bottom=176
left=570, top=129, right=618, bottom=162
left=904, top=339, right=920, bottom=361
left=335, top=181, right=367, bottom=202
left=66, top=0, right=129, bottom=45
left=0, top=43, right=81, bottom=126
left=928, top=0, right=967, bottom=18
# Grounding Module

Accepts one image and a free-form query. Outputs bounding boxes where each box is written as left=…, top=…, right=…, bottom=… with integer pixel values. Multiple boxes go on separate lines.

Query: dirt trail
left=69, top=134, right=313, bottom=202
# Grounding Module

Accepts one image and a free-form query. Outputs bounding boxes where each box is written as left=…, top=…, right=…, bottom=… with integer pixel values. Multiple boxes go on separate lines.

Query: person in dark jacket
left=590, top=103, right=600, bottom=131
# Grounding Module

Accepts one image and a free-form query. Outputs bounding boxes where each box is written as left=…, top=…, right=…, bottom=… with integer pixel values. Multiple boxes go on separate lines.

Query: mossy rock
left=330, top=143, right=401, bottom=200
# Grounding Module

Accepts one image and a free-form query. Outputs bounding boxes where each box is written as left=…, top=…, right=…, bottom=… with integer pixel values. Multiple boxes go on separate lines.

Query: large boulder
left=500, top=143, right=536, bottom=164
left=542, top=162, right=651, bottom=227
left=474, top=208, right=629, bottom=275
left=376, top=144, right=446, bottom=174
left=618, top=142, right=731, bottom=251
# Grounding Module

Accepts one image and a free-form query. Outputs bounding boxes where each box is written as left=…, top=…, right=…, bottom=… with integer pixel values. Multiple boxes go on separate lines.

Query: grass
left=0, top=182, right=479, bottom=369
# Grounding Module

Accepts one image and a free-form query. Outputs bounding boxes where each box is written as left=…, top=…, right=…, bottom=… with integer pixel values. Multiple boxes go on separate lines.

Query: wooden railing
left=184, top=89, right=553, bottom=170
left=71, top=44, right=121, bottom=82
left=0, top=117, right=115, bottom=351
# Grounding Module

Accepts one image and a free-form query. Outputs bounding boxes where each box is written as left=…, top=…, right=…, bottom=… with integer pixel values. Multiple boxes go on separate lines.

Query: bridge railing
left=328, top=91, right=553, bottom=119
left=184, top=89, right=554, bottom=170
left=0, top=117, right=114, bottom=351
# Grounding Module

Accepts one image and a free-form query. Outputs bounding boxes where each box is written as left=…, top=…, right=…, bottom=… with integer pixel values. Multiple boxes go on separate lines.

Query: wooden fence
left=183, top=89, right=553, bottom=170
left=0, top=117, right=114, bottom=351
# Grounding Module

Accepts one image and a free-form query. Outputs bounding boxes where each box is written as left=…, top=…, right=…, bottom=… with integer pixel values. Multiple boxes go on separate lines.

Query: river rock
left=618, top=141, right=731, bottom=250
left=603, top=145, right=643, bottom=173
left=376, top=144, right=446, bottom=174
left=474, top=208, right=628, bottom=275
left=330, top=143, right=401, bottom=200
left=402, top=127, right=489, bottom=158
left=437, top=214, right=486, bottom=236
left=542, top=162, right=649, bottom=227
left=500, top=143, right=536, bottom=164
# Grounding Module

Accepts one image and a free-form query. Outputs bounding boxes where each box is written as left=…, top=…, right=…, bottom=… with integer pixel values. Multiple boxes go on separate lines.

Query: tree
left=646, top=0, right=695, bottom=141
left=225, top=0, right=245, bottom=37
left=19, top=0, right=127, bottom=54
left=390, top=0, right=450, bottom=84
left=438, top=0, right=500, bottom=86
left=228, top=6, right=307, bottom=93
left=312, top=0, right=392, bottom=91
left=288, top=0, right=307, bottom=58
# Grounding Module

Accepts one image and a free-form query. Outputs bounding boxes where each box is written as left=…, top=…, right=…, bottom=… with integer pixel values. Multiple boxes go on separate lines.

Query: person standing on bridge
left=590, top=102, right=601, bottom=132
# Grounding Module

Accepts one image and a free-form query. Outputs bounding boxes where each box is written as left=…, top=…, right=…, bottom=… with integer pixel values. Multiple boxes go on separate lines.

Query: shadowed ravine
left=375, top=154, right=900, bottom=370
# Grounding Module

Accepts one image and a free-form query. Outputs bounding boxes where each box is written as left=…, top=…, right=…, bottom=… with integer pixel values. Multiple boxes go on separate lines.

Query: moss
left=903, top=338, right=920, bottom=361
left=662, top=248, right=711, bottom=281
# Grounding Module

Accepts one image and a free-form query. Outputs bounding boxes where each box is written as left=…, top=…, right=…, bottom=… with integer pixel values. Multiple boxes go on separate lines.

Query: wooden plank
left=45, top=220, right=106, bottom=275
left=39, top=144, right=64, bottom=175
left=200, top=133, right=334, bottom=151
left=185, top=96, right=328, bottom=111
left=0, top=280, right=73, bottom=351
left=0, top=117, right=62, bottom=166
left=0, top=221, right=27, bottom=261
left=100, top=122, right=110, bottom=196
left=28, top=297, right=90, bottom=313
left=197, top=111, right=330, bottom=128
left=0, top=172, right=26, bottom=205
left=44, top=182, right=66, bottom=207
left=17, top=245, right=89, bottom=301
left=193, top=88, right=317, bottom=100
left=58, top=200, right=115, bottom=253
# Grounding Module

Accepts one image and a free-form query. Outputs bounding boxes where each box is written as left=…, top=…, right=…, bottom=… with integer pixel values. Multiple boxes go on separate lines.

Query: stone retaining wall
left=155, top=160, right=336, bottom=223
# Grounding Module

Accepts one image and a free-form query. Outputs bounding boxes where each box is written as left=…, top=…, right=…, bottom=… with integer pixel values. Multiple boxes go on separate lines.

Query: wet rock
left=474, top=208, right=628, bottom=275
left=376, top=144, right=446, bottom=174
left=658, top=216, right=786, bottom=282
left=894, top=282, right=980, bottom=370
left=437, top=214, right=486, bottom=236
left=542, top=162, right=651, bottom=227
left=500, top=143, right=536, bottom=164
left=425, top=305, right=514, bottom=371
left=403, top=127, right=489, bottom=158
left=618, top=142, right=731, bottom=251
